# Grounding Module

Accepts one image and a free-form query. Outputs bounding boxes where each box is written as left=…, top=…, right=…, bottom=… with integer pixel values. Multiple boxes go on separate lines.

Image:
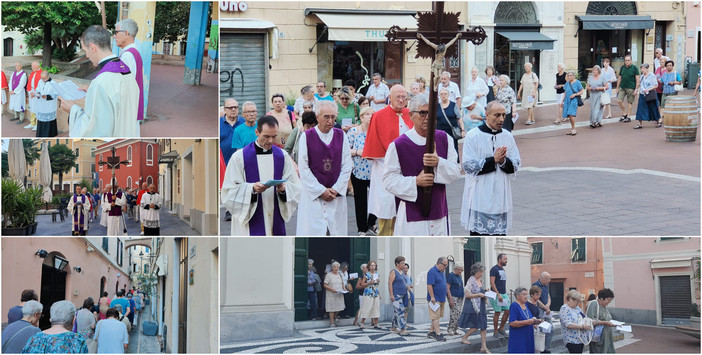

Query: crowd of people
left=1, top=288, right=147, bottom=354
left=66, top=182, right=162, bottom=236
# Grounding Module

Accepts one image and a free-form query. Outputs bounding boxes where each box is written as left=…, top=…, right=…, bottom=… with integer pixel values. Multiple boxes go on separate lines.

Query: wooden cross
left=97, top=147, right=131, bottom=194
left=386, top=1, right=487, bottom=217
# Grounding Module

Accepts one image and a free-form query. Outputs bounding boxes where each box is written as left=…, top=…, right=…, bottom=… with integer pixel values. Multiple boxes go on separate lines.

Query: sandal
left=623, top=117, right=631, bottom=122
left=634, top=125, right=642, bottom=129
left=657, top=122, right=662, bottom=128
left=566, top=130, right=577, bottom=136
left=461, top=340, right=472, bottom=345
left=552, top=120, right=561, bottom=125
left=358, top=324, right=365, bottom=329
left=589, top=124, right=596, bottom=128
left=606, top=114, right=612, bottom=119
left=596, top=122, right=602, bottom=127
left=619, top=114, right=627, bottom=122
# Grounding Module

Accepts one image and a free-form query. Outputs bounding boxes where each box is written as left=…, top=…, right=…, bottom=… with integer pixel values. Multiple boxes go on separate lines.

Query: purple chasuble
left=11, top=71, right=25, bottom=91
left=394, top=130, right=449, bottom=222
left=124, top=47, right=144, bottom=121
left=242, top=142, right=286, bottom=236
left=305, top=128, right=343, bottom=188
left=107, top=192, right=124, bottom=216
left=72, top=194, right=86, bottom=232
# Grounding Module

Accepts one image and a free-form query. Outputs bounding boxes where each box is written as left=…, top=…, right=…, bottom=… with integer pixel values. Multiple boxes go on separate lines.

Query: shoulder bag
left=533, top=73, right=542, bottom=90
left=599, top=78, right=611, bottom=106
left=644, top=75, right=658, bottom=102
left=440, top=103, right=462, bottom=140
left=2, top=323, right=34, bottom=352
left=569, top=82, right=584, bottom=106
left=673, top=72, right=684, bottom=92
left=590, top=300, right=606, bottom=343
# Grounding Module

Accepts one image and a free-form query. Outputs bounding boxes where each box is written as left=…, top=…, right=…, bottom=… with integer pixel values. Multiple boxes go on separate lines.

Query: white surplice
left=460, top=126, right=521, bottom=235
left=104, top=192, right=128, bottom=236
left=34, top=79, right=58, bottom=121
left=67, top=194, right=90, bottom=234
left=100, top=194, right=109, bottom=227
left=9, top=71, right=27, bottom=112
left=382, top=129, right=461, bottom=236
left=296, top=127, right=352, bottom=236
left=140, top=192, right=162, bottom=229
left=119, top=43, right=139, bottom=80
left=69, top=56, right=139, bottom=137
left=222, top=145, right=301, bottom=236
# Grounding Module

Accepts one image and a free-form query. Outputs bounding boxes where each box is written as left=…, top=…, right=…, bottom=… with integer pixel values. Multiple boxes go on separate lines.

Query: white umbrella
left=8, top=139, right=26, bottom=186
left=39, top=142, right=53, bottom=203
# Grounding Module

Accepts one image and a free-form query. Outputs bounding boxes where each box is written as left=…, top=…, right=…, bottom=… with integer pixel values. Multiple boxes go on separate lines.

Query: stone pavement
left=127, top=303, right=162, bottom=353
left=36, top=208, right=198, bottom=236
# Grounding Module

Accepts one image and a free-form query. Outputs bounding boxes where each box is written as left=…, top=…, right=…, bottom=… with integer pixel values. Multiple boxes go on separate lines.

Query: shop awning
left=220, top=18, right=276, bottom=30
left=576, top=15, right=654, bottom=30
left=496, top=31, right=556, bottom=51
left=312, top=12, right=418, bottom=42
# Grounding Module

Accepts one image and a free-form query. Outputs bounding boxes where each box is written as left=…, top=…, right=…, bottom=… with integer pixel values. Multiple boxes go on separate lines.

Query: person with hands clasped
left=508, top=287, right=542, bottom=353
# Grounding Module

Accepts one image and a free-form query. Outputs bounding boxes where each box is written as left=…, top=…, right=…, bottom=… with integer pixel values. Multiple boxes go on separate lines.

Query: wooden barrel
left=663, top=96, right=699, bottom=142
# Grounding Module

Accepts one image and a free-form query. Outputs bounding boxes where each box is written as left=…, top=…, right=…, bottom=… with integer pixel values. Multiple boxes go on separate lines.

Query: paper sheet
left=341, top=118, right=353, bottom=127
left=616, top=325, right=632, bottom=332
left=498, top=297, right=510, bottom=307
left=610, top=320, right=625, bottom=326
left=485, top=291, right=497, bottom=299
left=429, top=302, right=440, bottom=312
left=263, top=179, right=286, bottom=187
left=349, top=273, right=358, bottom=280
left=50, top=80, right=87, bottom=101
left=393, top=301, right=401, bottom=308
left=337, top=289, right=349, bottom=294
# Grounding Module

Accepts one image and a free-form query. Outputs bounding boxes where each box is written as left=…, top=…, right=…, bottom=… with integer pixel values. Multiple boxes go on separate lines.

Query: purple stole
left=394, top=130, right=449, bottom=222
left=243, top=143, right=286, bottom=236
left=107, top=192, right=124, bottom=216
left=98, top=58, right=132, bottom=77
left=124, top=47, right=144, bottom=121
left=72, top=194, right=86, bottom=232
left=305, top=128, right=343, bottom=188
left=11, top=71, right=25, bottom=91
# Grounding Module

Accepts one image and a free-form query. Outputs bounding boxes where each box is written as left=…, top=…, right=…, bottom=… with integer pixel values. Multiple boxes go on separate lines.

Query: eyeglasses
left=114, top=30, right=127, bottom=34
left=340, top=97, right=350, bottom=101
left=243, top=110, right=258, bottom=114
left=441, top=263, right=448, bottom=267
left=411, top=110, right=430, bottom=118
left=321, top=114, right=337, bottom=121
left=225, top=106, right=239, bottom=110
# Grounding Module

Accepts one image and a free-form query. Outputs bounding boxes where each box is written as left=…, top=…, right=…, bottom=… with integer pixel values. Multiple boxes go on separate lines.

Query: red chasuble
left=26, top=69, right=42, bottom=91
left=1, top=71, right=7, bottom=90
left=362, top=105, right=413, bottom=159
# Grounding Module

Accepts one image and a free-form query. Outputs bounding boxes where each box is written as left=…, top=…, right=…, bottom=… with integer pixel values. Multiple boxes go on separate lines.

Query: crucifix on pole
left=386, top=1, right=487, bottom=217
left=97, top=147, right=131, bottom=194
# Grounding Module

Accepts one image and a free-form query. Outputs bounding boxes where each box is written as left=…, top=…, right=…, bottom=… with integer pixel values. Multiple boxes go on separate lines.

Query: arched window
left=146, top=176, right=154, bottom=186
left=99, top=154, right=104, bottom=171
left=494, top=1, right=539, bottom=24
left=146, top=144, right=154, bottom=166
left=127, top=176, right=133, bottom=190
left=586, top=1, right=637, bottom=15
left=127, top=146, right=133, bottom=167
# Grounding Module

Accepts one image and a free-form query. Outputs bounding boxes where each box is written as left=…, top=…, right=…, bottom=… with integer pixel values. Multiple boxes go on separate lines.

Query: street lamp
left=54, top=255, right=69, bottom=271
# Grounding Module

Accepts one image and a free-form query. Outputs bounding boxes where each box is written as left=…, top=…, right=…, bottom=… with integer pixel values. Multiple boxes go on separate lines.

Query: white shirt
left=438, top=81, right=461, bottom=103
left=366, top=82, right=390, bottom=111
left=118, top=43, right=139, bottom=80
left=465, top=76, right=489, bottom=107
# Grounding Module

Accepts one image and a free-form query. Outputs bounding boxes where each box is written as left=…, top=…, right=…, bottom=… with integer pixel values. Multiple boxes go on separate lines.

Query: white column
left=170, top=240, right=179, bottom=354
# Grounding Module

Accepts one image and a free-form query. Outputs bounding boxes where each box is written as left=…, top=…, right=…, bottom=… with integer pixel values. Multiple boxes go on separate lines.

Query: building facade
left=26, top=139, right=104, bottom=194
left=2, top=237, right=133, bottom=329
left=158, top=139, right=218, bottom=235
left=94, top=139, right=160, bottom=192
left=220, top=237, right=532, bottom=343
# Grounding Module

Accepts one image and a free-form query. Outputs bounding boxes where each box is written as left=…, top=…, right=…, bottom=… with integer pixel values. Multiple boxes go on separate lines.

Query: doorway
left=181, top=149, right=193, bottom=220
left=178, top=238, right=188, bottom=352
left=100, top=276, right=106, bottom=297
left=463, top=237, right=482, bottom=284
left=3, top=38, right=13, bottom=57
left=549, top=281, right=564, bottom=311
left=40, top=262, right=67, bottom=330
left=293, top=238, right=370, bottom=321
left=659, top=275, right=692, bottom=325
left=494, top=33, right=540, bottom=93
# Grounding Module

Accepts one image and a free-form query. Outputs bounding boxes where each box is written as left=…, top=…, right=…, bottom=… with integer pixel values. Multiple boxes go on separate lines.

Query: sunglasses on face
left=411, top=110, right=430, bottom=118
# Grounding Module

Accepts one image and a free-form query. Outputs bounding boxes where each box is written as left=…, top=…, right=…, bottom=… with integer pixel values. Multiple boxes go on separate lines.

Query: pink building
left=2, top=237, right=133, bottom=329
left=603, top=237, right=700, bottom=326
left=685, top=1, right=701, bottom=64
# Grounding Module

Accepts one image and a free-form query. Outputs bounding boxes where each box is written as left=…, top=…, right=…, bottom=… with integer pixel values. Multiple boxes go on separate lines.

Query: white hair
left=50, top=300, right=76, bottom=326
left=360, top=263, right=367, bottom=271
left=408, top=93, right=429, bottom=112
left=242, top=101, right=256, bottom=110
left=454, top=262, right=464, bottom=270
left=499, top=74, right=511, bottom=85
left=116, top=18, right=139, bottom=38
left=315, top=100, right=338, bottom=116
left=22, top=300, right=43, bottom=317
left=331, top=261, right=341, bottom=269
left=442, top=71, right=451, bottom=78
left=524, top=62, right=533, bottom=69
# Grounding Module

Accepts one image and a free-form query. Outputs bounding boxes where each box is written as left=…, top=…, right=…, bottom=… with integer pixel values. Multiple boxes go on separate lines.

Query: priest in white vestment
left=222, top=115, right=301, bottom=236
left=115, top=18, right=145, bottom=122
left=461, top=101, right=521, bottom=235
left=67, top=186, right=89, bottom=235
left=103, top=185, right=128, bottom=236
left=296, top=101, right=352, bottom=236
left=100, top=186, right=109, bottom=227
left=61, top=25, right=139, bottom=137
left=383, top=94, right=461, bottom=236
left=140, top=184, right=162, bottom=235
left=8, top=62, right=27, bottom=121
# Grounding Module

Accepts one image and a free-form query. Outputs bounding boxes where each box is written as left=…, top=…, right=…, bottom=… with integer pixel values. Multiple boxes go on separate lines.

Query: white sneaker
left=24, top=124, right=33, bottom=129
left=32, top=126, right=37, bottom=131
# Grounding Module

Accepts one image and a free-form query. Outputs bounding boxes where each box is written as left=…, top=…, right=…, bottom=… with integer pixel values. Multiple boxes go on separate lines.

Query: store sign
left=364, top=30, right=388, bottom=40
left=607, top=22, right=628, bottom=29
left=512, top=42, right=534, bottom=50
left=221, top=1, right=248, bottom=12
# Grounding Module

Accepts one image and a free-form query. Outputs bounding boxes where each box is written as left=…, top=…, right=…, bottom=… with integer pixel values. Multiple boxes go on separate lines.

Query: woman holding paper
left=507, top=287, right=540, bottom=353
left=586, top=289, right=617, bottom=353
left=357, top=261, right=381, bottom=329
left=559, top=290, right=592, bottom=353
left=323, top=261, right=346, bottom=327
left=459, top=263, right=490, bottom=353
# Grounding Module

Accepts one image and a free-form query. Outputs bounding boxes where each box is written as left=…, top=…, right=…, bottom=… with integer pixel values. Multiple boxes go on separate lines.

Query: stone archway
left=586, top=1, right=637, bottom=15
left=494, top=1, right=539, bottom=24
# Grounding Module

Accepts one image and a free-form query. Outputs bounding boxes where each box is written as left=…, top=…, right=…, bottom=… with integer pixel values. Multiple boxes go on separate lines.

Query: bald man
left=8, top=62, right=27, bottom=122
left=140, top=184, right=162, bottom=235
left=25, top=61, right=42, bottom=130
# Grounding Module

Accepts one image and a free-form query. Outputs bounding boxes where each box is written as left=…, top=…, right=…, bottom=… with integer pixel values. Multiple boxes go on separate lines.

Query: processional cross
left=97, top=147, right=131, bottom=194
left=386, top=1, right=487, bottom=217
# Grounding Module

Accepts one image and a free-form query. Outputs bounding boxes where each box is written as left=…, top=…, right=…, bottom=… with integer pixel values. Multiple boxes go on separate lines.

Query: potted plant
left=16, top=186, right=42, bottom=235
left=2, top=178, right=25, bottom=235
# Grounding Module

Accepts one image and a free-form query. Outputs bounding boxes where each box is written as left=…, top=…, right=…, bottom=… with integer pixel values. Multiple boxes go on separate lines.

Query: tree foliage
left=1, top=2, right=117, bottom=65
left=48, top=144, right=77, bottom=194
left=153, top=2, right=212, bottom=45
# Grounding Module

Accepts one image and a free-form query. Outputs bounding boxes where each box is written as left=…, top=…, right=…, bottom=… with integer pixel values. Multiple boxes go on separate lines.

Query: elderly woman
left=357, top=96, right=370, bottom=109
left=602, top=58, right=616, bottom=119
left=94, top=308, right=129, bottom=354
left=485, top=66, right=500, bottom=104
left=660, top=60, right=682, bottom=108
left=560, top=290, right=592, bottom=353
left=517, top=62, right=539, bottom=125
left=358, top=261, right=381, bottom=329
left=21, top=300, right=88, bottom=353
left=447, top=263, right=465, bottom=336
left=415, top=74, right=428, bottom=95
left=554, top=63, right=567, bottom=124
left=337, top=86, right=360, bottom=132
left=323, top=261, right=346, bottom=327
left=495, top=75, right=517, bottom=131
left=74, top=298, right=97, bottom=344
left=586, top=289, right=617, bottom=353
left=1, top=301, right=42, bottom=353
left=563, top=71, right=585, bottom=136
left=353, top=263, right=368, bottom=326
left=459, top=263, right=490, bottom=353
left=294, top=85, right=319, bottom=118
left=466, top=66, right=489, bottom=108
left=112, top=304, right=131, bottom=332
left=348, top=107, right=376, bottom=235
left=437, top=87, right=465, bottom=154
left=634, top=63, right=662, bottom=129
left=507, top=287, right=540, bottom=353
left=587, top=65, right=609, bottom=128
left=266, top=93, right=296, bottom=147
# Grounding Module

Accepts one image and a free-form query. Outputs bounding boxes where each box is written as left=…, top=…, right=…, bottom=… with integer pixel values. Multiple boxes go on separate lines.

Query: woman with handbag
left=563, top=71, right=585, bottom=136
left=323, top=261, right=346, bottom=328
left=660, top=60, right=683, bottom=108
left=358, top=261, right=381, bottom=329
left=587, top=65, right=609, bottom=128
left=586, top=289, right=617, bottom=353
left=496, top=75, right=517, bottom=131
left=559, top=290, right=593, bottom=353
left=634, top=63, right=662, bottom=129
left=437, top=87, right=465, bottom=155
left=507, top=287, right=540, bottom=353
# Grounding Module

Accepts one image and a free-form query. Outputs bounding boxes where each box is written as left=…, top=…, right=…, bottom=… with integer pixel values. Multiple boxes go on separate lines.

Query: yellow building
left=158, top=139, right=218, bottom=235
left=26, top=139, right=104, bottom=194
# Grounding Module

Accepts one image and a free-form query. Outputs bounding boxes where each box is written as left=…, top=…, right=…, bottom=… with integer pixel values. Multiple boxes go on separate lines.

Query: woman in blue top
left=634, top=63, right=662, bottom=129
left=437, top=87, right=464, bottom=155
left=357, top=261, right=380, bottom=329
left=22, top=301, right=88, bottom=354
left=563, top=71, right=585, bottom=136
left=660, top=60, right=683, bottom=108
left=507, top=287, right=540, bottom=354
left=347, top=107, right=377, bottom=236
left=447, top=263, right=465, bottom=335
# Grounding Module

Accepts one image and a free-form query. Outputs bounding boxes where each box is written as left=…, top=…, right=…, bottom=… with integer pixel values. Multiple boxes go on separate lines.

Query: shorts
left=557, top=93, right=565, bottom=105
left=489, top=293, right=510, bottom=312
left=617, top=88, right=636, bottom=104
left=428, top=301, right=446, bottom=320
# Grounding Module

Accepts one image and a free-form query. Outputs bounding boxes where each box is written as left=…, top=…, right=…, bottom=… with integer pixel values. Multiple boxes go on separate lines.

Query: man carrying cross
left=103, top=184, right=128, bottom=236
left=67, top=185, right=90, bottom=235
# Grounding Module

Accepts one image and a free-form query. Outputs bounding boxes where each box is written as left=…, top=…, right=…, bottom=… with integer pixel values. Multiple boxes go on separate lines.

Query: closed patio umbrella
left=8, top=139, right=26, bottom=186
left=39, top=142, right=53, bottom=203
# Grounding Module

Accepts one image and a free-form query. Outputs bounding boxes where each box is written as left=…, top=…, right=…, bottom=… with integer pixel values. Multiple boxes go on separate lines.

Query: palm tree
left=22, top=139, right=40, bottom=187
left=49, top=143, right=77, bottom=194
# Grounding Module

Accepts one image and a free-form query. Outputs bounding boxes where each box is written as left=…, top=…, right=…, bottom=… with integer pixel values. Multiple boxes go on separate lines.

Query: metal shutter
left=660, top=275, right=692, bottom=325
left=220, top=33, right=267, bottom=113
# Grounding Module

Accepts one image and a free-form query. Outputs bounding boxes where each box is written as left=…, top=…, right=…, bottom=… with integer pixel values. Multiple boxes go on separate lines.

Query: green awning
left=496, top=31, right=556, bottom=51
left=576, top=15, right=654, bottom=30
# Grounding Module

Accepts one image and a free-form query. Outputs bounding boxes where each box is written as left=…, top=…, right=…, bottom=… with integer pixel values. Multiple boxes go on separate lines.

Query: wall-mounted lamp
left=54, top=255, right=69, bottom=271
left=35, top=249, right=48, bottom=258
left=73, top=266, right=82, bottom=273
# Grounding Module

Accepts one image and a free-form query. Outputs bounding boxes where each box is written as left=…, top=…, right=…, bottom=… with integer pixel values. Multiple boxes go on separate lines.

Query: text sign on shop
left=512, top=42, right=534, bottom=50
left=365, top=30, right=388, bottom=40
left=221, top=1, right=248, bottom=13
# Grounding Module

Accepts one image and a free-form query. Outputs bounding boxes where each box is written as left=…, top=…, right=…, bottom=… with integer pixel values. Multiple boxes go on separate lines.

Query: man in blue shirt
left=109, top=290, right=131, bottom=320
left=427, top=257, right=448, bottom=341
left=220, top=98, right=245, bottom=165
left=315, top=81, right=334, bottom=101
left=446, top=263, right=465, bottom=336
left=533, top=271, right=553, bottom=352
left=231, top=101, right=259, bottom=151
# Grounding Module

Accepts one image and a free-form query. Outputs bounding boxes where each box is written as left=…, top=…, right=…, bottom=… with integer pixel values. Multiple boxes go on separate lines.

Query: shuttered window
left=220, top=33, right=267, bottom=114
left=660, top=275, right=692, bottom=324
left=570, top=238, right=586, bottom=262
left=531, top=242, right=543, bottom=264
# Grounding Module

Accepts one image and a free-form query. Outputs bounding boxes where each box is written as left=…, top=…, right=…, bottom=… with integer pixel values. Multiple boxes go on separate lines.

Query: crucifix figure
left=97, top=147, right=130, bottom=235
left=386, top=1, right=487, bottom=217
left=97, top=147, right=131, bottom=194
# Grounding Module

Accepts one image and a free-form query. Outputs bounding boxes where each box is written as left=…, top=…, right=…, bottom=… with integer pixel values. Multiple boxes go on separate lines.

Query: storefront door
left=40, top=263, right=67, bottom=330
